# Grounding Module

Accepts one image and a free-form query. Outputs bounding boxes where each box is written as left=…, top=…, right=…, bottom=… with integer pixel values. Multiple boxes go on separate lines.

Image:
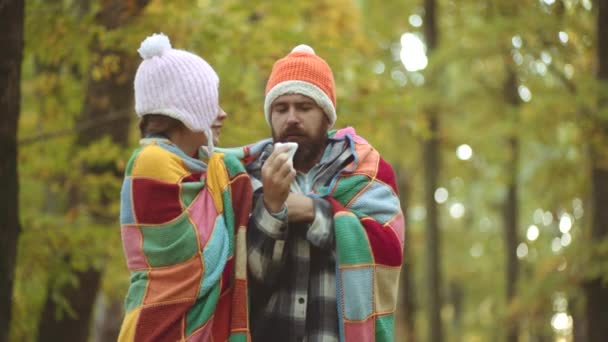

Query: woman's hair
left=139, top=114, right=185, bottom=138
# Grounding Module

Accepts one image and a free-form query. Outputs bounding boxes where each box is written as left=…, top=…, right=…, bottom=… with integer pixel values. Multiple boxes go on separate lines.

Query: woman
left=118, top=33, right=252, bottom=341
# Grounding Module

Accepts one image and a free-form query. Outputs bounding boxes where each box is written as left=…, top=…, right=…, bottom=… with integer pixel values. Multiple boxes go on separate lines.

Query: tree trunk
left=37, top=1, right=150, bottom=341
left=0, top=1, right=25, bottom=342
left=585, top=1, right=608, bottom=341
left=571, top=298, right=587, bottom=342
left=424, top=113, right=443, bottom=342
left=92, top=294, right=124, bottom=342
left=38, top=269, right=103, bottom=341
left=449, top=281, right=464, bottom=342
left=423, top=0, right=442, bottom=341
left=37, top=48, right=136, bottom=342
left=397, top=169, right=416, bottom=341
left=503, top=67, right=520, bottom=342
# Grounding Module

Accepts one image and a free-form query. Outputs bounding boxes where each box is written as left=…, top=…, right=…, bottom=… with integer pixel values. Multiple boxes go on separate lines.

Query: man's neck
left=295, top=159, right=318, bottom=174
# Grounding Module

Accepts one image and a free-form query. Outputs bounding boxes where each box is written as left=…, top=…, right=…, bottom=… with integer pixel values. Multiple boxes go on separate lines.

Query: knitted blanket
left=118, top=137, right=252, bottom=342
left=220, top=127, right=405, bottom=342
left=322, top=128, right=404, bottom=342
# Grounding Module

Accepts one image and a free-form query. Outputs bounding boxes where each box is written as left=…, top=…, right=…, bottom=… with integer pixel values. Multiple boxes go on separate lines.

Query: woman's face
left=210, top=108, right=228, bottom=146
left=190, top=130, right=208, bottom=151
left=179, top=108, right=228, bottom=156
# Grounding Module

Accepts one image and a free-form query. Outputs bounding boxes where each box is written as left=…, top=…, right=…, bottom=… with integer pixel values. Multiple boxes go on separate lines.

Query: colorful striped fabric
left=118, top=137, right=252, bottom=342
left=219, top=127, right=405, bottom=342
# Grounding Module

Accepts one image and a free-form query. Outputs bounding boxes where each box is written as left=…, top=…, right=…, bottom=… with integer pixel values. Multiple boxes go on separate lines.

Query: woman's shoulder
left=126, top=144, right=189, bottom=183
left=213, top=152, right=249, bottom=180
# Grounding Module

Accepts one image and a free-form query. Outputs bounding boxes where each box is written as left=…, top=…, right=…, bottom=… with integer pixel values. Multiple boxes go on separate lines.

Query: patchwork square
left=221, top=258, right=234, bottom=293
left=222, top=189, right=235, bottom=255
left=388, top=212, right=405, bottom=247
left=234, top=228, right=247, bottom=280
left=132, top=177, right=182, bottom=224
left=344, top=317, right=374, bottom=341
left=362, top=218, right=402, bottom=266
left=211, top=288, right=233, bottom=342
left=144, top=255, right=201, bottom=304
left=124, top=271, right=148, bottom=312
left=200, top=215, right=229, bottom=296
left=121, top=225, right=147, bottom=270
left=228, top=175, right=254, bottom=228
left=181, top=180, right=204, bottom=208
left=124, top=146, right=142, bottom=176
left=186, top=284, right=220, bottom=336
left=230, top=279, right=248, bottom=330
left=341, top=267, right=373, bottom=320
left=130, top=144, right=187, bottom=183
left=334, top=214, right=374, bottom=265
left=334, top=175, right=368, bottom=206
left=227, top=333, right=248, bottom=342
left=349, top=180, right=400, bottom=224
left=352, top=143, right=378, bottom=177
left=374, top=266, right=401, bottom=313
left=205, top=153, right=229, bottom=211
left=376, top=157, right=398, bottom=193
left=224, top=154, right=246, bottom=179
left=135, top=301, right=190, bottom=341
left=120, top=178, right=135, bottom=224
left=117, top=307, right=141, bottom=341
left=187, top=188, right=218, bottom=249
left=186, top=319, right=213, bottom=342
left=374, top=314, right=395, bottom=341
left=141, top=213, right=199, bottom=267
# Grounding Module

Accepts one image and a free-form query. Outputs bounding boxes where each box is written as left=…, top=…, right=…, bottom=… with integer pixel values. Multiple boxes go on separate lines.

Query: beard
left=292, top=138, right=325, bottom=169
left=272, top=124, right=327, bottom=171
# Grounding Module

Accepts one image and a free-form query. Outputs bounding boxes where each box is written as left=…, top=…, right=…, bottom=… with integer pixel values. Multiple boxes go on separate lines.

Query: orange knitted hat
left=264, top=44, right=336, bottom=127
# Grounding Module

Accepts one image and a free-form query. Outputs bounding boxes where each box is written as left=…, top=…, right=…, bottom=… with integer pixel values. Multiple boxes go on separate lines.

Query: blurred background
left=2, top=0, right=607, bottom=341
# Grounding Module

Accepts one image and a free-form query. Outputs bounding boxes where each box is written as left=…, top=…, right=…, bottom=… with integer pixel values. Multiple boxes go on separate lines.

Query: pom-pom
left=291, top=44, right=315, bottom=55
left=138, top=33, right=172, bottom=59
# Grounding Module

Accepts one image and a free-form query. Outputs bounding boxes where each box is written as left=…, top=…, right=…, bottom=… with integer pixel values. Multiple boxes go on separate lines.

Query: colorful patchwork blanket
left=118, top=137, right=252, bottom=341
left=220, top=127, right=405, bottom=341
left=323, top=128, right=405, bottom=341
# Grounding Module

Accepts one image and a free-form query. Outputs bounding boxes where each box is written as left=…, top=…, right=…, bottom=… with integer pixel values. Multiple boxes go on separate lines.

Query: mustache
left=279, top=128, right=306, bottom=140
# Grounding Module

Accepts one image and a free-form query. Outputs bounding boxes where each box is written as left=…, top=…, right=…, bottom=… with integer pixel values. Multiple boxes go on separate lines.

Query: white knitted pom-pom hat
left=134, top=33, right=219, bottom=136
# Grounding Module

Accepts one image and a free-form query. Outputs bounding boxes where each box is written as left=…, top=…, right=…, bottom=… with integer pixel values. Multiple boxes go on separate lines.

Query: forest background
left=2, top=0, right=608, bottom=341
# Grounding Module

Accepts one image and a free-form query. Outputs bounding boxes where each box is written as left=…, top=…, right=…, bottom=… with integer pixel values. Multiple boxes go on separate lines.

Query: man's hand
left=262, top=145, right=296, bottom=213
left=286, top=193, right=315, bottom=223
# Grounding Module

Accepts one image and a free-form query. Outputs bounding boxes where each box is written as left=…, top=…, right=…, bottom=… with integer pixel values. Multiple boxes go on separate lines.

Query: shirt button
left=298, top=297, right=305, bottom=304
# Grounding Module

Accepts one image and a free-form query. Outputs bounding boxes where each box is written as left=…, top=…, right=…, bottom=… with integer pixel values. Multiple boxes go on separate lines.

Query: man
left=241, top=44, right=405, bottom=342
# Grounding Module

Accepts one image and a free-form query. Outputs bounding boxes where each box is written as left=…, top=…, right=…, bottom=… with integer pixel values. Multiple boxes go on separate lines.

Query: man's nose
left=286, top=107, right=299, bottom=123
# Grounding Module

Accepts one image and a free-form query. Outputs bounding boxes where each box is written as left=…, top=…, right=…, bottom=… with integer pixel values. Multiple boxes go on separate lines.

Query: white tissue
left=274, top=142, right=298, bottom=165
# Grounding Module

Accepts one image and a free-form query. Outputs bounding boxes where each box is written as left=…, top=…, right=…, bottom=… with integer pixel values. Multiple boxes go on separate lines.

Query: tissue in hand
left=274, top=142, right=298, bottom=164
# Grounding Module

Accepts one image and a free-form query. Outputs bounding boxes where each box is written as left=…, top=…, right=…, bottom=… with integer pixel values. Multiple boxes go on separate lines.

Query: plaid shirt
left=246, top=139, right=353, bottom=342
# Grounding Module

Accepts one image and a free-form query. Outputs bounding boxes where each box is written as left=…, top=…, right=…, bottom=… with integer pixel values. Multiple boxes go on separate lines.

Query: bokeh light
left=400, top=33, right=428, bottom=72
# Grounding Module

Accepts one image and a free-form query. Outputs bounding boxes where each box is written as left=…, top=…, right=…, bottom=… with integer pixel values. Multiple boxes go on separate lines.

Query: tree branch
left=19, top=111, right=132, bottom=146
